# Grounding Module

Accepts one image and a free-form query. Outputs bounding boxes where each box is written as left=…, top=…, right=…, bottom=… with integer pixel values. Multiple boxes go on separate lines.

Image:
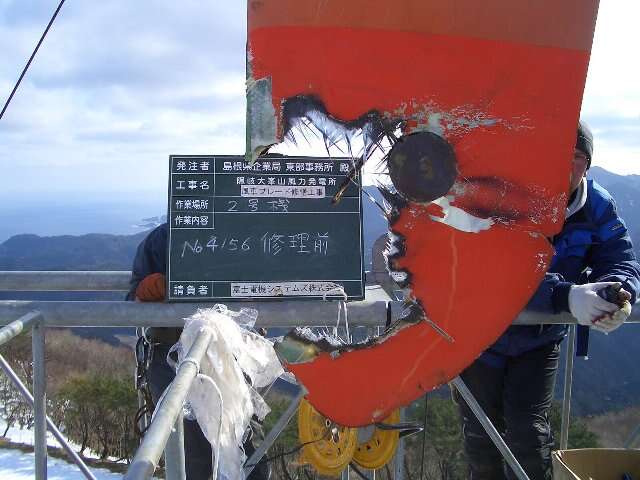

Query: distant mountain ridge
left=588, top=167, right=640, bottom=252
left=0, top=232, right=147, bottom=271
left=1, top=168, right=639, bottom=415
left=1, top=168, right=636, bottom=270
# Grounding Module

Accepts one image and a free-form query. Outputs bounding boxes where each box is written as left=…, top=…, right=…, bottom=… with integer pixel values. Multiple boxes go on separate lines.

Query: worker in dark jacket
left=127, top=224, right=270, bottom=480
left=455, top=121, right=640, bottom=480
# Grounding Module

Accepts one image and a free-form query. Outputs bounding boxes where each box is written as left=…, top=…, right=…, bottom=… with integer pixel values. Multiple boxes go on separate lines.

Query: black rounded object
left=387, top=131, right=458, bottom=203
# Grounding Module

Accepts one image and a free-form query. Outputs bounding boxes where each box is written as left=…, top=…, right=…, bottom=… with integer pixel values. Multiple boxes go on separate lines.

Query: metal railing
left=126, top=329, right=216, bottom=480
left=1, top=270, right=639, bottom=480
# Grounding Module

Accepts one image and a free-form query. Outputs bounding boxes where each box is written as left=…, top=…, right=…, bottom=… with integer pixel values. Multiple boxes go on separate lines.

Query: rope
left=323, top=286, right=350, bottom=343
left=134, top=334, right=154, bottom=438
left=133, top=387, right=155, bottom=437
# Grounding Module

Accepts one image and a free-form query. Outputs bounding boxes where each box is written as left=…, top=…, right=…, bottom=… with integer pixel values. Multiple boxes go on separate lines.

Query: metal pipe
left=0, top=270, right=638, bottom=322
left=244, top=388, right=306, bottom=478
left=32, top=322, right=48, bottom=480
left=0, top=271, right=386, bottom=298
left=624, top=423, right=640, bottom=449
left=0, top=271, right=130, bottom=291
left=389, top=301, right=640, bottom=327
left=164, top=411, right=186, bottom=480
left=451, top=377, right=530, bottom=480
left=360, top=327, right=376, bottom=480
left=560, top=324, right=577, bottom=450
left=125, top=329, right=213, bottom=480
left=393, top=408, right=405, bottom=480
left=0, top=300, right=389, bottom=328
left=1, top=300, right=639, bottom=329
left=0, top=354, right=97, bottom=480
left=0, top=310, right=41, bottom=346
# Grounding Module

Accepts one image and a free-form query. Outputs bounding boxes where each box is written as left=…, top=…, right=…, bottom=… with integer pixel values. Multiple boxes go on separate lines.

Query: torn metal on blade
left=275, top=308, right=429, bottom=365
left=246, top=92, right=400, bottom=164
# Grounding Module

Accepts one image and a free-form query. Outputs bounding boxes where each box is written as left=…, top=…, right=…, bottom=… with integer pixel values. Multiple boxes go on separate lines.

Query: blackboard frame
left=166, top=154, right=365, bottom=302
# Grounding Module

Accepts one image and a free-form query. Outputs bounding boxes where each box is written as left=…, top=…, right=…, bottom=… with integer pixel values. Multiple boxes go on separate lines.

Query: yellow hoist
left=297, top=398, right=418, bottom=476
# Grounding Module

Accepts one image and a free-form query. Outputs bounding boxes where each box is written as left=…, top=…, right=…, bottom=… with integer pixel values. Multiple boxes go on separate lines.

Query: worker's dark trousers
left=147, top=344, right=270, bottom=480
left=454, top=341, right=560, bottom=480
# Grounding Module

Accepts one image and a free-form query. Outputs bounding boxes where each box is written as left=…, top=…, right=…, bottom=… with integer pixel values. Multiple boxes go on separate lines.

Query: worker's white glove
left=591, top=305, right=631, bottom=334
left=591, top=284, right=632, bottom=335
left=568, top=282, right=621, bottom=326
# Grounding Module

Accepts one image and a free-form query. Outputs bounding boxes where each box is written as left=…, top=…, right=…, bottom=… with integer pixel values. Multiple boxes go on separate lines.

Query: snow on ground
left=0, top=417, right=123, bottom=479
left=1, top=419, right=63, bottom=448
left=0, top=418, right=122, bottom=461
left=0, top=448, right=123, bottom=480
left=0, top=419, right=158, bottom=478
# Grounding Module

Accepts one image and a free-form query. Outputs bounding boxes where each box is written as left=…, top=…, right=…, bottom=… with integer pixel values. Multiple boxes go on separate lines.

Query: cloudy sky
left=1, top=0, right=638, bottom=204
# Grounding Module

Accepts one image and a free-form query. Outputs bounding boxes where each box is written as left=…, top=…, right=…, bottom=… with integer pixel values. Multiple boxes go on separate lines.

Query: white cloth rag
left=175, top=305, right=284, bottom=480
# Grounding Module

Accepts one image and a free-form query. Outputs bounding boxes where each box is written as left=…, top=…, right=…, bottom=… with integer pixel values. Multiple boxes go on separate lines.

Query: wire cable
left=419, top=394, right=428, bottom=480
left=0, top=0, right=67, bottom=121
left=348, top=461, right=371, bottom=480
left=243, top=438, right=323, bottom=470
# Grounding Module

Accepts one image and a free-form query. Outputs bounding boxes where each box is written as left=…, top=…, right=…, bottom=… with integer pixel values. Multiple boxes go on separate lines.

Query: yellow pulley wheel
left=352, top=409, right=401, bottom=470
left=297, top=398, right=358, bottom=477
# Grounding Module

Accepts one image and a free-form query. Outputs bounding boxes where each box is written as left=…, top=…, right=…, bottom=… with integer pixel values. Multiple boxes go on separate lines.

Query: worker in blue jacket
left=455, top=121, right=640, bottom=480
left=127, top=224, right=271, bottom=480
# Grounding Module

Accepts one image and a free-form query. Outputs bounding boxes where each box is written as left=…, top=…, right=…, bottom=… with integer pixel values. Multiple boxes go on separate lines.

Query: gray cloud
left=584, top=115, right=640, bottom=148
left=0, top=0, right=638, bottom=213
left=27, top=2, right=246, bottom=90
left=0, top=1, right=248, bottom=201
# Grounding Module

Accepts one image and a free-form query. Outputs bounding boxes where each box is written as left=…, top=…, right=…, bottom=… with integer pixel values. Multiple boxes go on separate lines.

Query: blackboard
left=166, top=155, right=364, bottom=301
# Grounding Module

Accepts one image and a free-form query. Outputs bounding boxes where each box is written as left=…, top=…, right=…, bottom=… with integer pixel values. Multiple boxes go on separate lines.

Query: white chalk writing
left=262, top=232, right=330, bottom=256
left=179, top=232, right=330, bottom=257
